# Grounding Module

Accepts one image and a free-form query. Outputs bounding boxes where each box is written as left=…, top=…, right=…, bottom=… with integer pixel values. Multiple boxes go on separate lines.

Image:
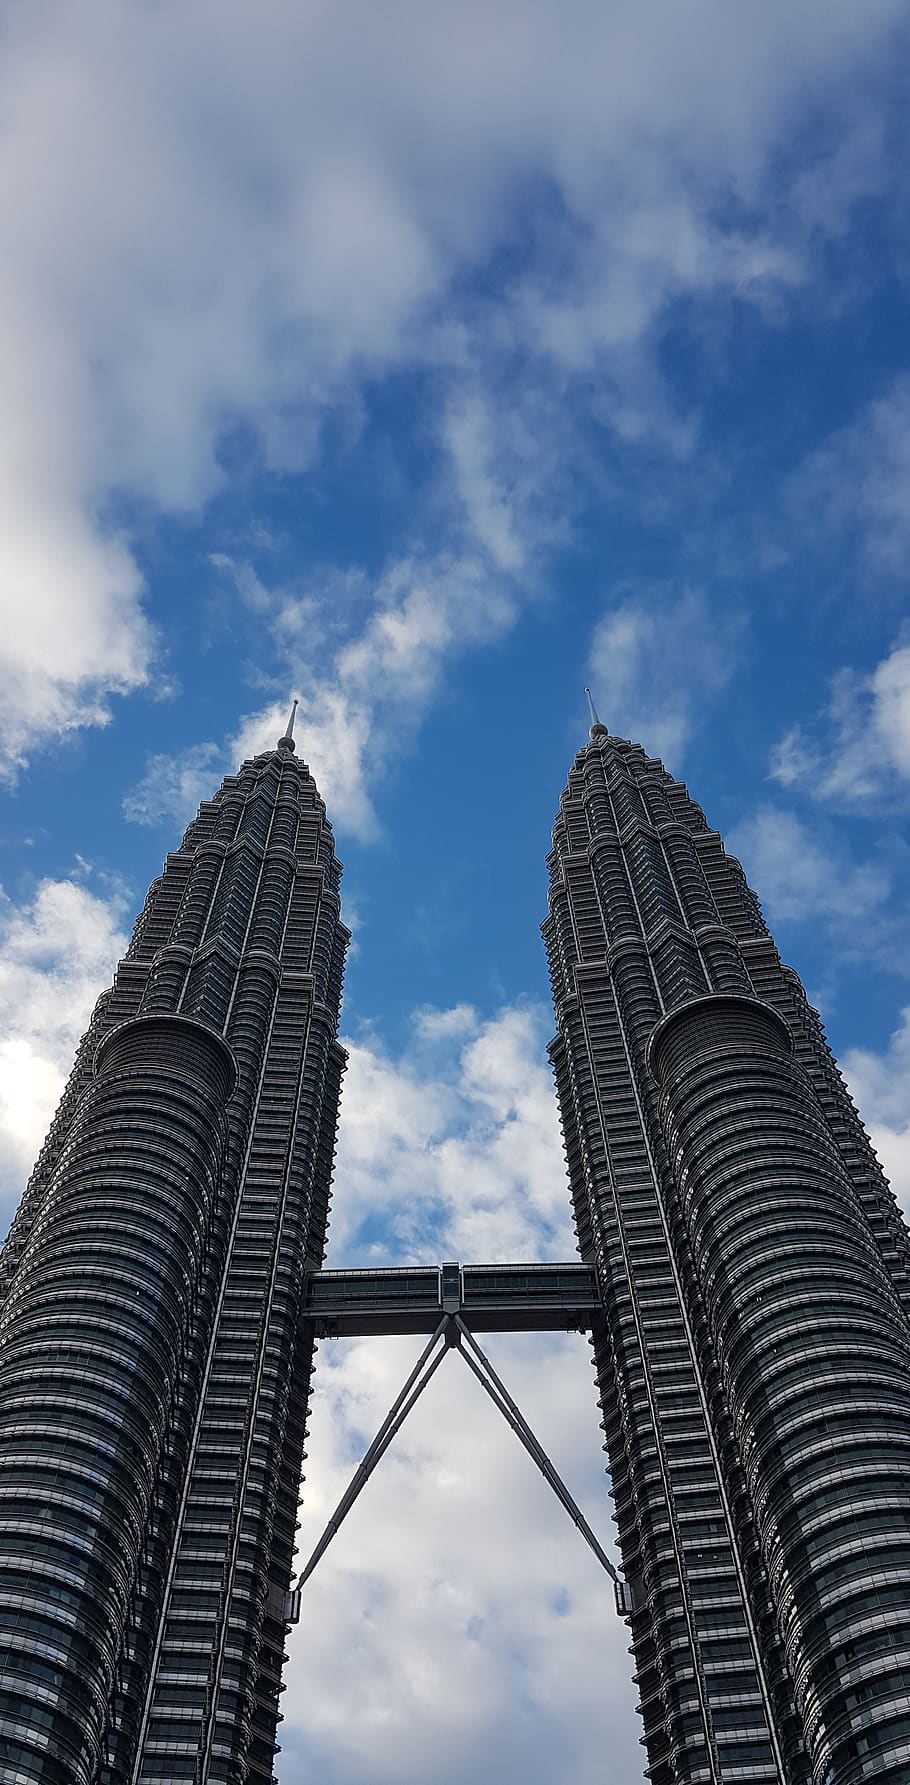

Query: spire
left=278, top=698, right=298, bottom=754
left=584, top=687, right=609, bottom=740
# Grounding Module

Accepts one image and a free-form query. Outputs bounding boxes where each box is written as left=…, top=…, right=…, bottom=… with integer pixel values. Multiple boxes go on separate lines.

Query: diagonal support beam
left=284, top=1317, right=449, bottom=1622
left=451, top=1315, right=620, bottom=1588
left=285, top=1313, right=622, bottom=1623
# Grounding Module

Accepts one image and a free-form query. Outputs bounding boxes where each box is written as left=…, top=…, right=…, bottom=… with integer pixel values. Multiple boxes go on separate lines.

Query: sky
left=1, top=2, right=910, bottom=1779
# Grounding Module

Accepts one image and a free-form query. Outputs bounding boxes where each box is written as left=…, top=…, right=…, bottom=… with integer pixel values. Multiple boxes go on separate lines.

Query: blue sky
left=1, top=3, right=910, bottom=1780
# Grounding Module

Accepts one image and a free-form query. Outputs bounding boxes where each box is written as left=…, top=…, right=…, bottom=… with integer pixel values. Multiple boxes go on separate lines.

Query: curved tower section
left=0, top=715, right=349, bottom=1785
left=543, top=715, right=910, bottom=1785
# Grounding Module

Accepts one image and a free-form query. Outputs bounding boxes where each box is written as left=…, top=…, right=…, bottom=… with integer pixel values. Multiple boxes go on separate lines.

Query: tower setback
left=0, top=719, right=349, bottom=1785
left=543, top=713, right=910, bottom=1784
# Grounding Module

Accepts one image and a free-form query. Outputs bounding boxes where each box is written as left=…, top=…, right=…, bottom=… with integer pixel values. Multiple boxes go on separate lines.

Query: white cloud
left=843, top=1007, right=910, bottom=1217
left=443, top=393, right=529, bottom=576
left=587, top=587, right=742, bottom=764
left=333, top=1002, right=572, bottom=1265
left=791, top=377, right=910, bottom=573
left=877, top=644, right=910, bottom=773
left=127, top=547, right=520, bottom=841
left=413, top=1003, right=478, bottom=1042
left=0, top=0, right=902, bottom=771
left=771, top=637, right=910, bottom=806
left=728, top=805, right=891, bottom=929
left=122, top=742, right=225, bottom=828
left=0, top=877, right=129, bottom=1224
left=0, top=504, right=152, bottom=776
left=726, top=803, right=910, bottom=1006
left=441, top=380, right=575, bottom=574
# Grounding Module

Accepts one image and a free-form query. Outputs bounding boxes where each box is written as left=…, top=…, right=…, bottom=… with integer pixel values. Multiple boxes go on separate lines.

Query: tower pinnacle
left=278, top=696, right=299, bottom=753
left=584, top=687, right=609, bottom=739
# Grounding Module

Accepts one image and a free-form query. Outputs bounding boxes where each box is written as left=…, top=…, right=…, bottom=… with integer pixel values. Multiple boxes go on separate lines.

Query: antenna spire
left=584, top=688, right=609, bottom=739
left=278, top=697, right=298, bottom=753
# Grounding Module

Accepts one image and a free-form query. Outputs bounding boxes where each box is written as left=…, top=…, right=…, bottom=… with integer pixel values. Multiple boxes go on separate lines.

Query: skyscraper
left=543, top=707, right=910, bottom=1785
left=0, top=711, right=349, bottom=1785
left=4, top=704, right=910, bottom=1785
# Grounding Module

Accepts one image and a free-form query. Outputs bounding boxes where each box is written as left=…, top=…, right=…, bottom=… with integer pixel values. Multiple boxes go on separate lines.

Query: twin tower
left=1, top=714, right=910, bottom=1785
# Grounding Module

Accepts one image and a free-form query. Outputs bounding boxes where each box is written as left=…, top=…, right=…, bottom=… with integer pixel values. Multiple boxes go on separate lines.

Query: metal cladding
left=544, top=728, right=910, bottom=1785
left=0, top=738, right=349, bottom=1785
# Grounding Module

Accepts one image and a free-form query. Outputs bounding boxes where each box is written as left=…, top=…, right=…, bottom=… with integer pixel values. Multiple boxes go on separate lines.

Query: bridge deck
left=301, top=1260, right=601, bottom=1337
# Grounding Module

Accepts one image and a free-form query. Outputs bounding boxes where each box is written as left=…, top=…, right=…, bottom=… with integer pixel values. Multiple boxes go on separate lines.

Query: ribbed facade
left=0, top=730, right=348, bottom=1785
left=543, top=724, right=910, bottom=1785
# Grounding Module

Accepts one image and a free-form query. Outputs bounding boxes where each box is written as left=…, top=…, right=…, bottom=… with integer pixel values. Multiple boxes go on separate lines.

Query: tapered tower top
left=278, top=697, right=298, bottom=753
left=584, top=687, right=610, bottom=740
